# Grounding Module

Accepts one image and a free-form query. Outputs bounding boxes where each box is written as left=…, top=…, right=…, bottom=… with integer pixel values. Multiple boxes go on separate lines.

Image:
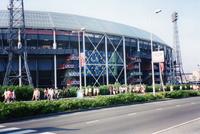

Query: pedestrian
left=8, top=89, right=13, bottom=102
left=32, top=88, right=40, bottom=101
left=44, top=88, right=48, bottom=99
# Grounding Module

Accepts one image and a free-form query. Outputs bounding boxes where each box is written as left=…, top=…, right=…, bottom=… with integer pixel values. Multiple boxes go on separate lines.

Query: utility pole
left=3, top=0, right=33, bottom=86
left=172, top=12, right=186, bottom=84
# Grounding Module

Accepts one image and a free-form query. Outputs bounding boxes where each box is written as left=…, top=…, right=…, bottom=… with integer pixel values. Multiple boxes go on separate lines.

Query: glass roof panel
left=0, top=10, right=165, bottom=44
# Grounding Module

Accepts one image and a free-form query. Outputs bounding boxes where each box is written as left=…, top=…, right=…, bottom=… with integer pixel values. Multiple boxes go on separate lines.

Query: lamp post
left=197, top=64, right=200, bottom=84
left=151, top=9, right=162, bottom=96
left=72, top=28, right=86, bottom=90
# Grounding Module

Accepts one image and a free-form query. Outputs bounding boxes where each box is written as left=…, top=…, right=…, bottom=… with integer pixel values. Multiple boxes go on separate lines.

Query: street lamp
left=72, top=27, right=86, bottom=90
left=150, top=9, right=162, bottom=96
left=197, top=64, right=200, bottom=84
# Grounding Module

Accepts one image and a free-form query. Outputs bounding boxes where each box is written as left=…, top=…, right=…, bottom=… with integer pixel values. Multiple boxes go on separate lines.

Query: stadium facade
left=0, top=11, right=173, bottom=88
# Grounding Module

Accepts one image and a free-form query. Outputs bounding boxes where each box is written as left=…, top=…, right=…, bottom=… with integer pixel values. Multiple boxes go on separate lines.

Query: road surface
left=1, top=97, right=200, bottom=134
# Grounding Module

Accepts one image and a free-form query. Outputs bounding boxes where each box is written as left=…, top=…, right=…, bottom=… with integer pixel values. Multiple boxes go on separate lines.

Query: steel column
left=53, top=30, right=57, bottom=89
left=105, top=35, right=109, bottom=85
left=78, top=32, right=82, bottom=90
left=137, top=39, right=140, bottom=52
left=137, top=39, right=141, bottom=84
left=83, top=31, right=86, bottom=88
left=123, top=36, right=127, bottom=86
left=151, top=33, right=156, bottom=96
left=18, top=29, right=22, bottom=86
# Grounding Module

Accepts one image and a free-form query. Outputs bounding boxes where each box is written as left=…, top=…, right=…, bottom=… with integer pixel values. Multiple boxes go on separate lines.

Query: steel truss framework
left=83, top=33, right=127, bottom=87
left=81, top=32, right=173, bottom=87
left=172, top=12, right=187, bottom=84
left=3, top=0, right=33, bottom=86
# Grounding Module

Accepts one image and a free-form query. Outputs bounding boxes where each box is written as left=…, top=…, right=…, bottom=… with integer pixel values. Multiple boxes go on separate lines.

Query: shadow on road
left=2, top=127, right=80, bottom=133
left=34, top=126, right=80, bottom=132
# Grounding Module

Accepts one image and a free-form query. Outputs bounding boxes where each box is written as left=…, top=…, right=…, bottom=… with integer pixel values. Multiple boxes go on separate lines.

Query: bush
left=99, top=85, right=109, bottom=95
left=146, top=85, right=160, bottom=92
left=1, top=90, right=200, bottom=122
left=65, top=87, right=78, bottom=97
left=165, top=90, right=200, bottom=98
left=0, top=86, right=33, bottom=101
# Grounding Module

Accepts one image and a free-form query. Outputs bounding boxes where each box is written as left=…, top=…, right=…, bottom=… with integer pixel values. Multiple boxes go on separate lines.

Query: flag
left=80, top=52, right=85, bottom=67
left=159, top=63, right=164, bottom=72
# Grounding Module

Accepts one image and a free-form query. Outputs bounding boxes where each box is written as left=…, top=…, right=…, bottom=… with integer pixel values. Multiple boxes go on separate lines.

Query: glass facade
left=0, top=11, right=173, bottom=88
left=0, top=28, right=173, bottom=88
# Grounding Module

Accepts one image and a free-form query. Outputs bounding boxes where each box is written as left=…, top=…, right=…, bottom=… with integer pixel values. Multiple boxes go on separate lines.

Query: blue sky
left=1, top=0, right=200, bottom=72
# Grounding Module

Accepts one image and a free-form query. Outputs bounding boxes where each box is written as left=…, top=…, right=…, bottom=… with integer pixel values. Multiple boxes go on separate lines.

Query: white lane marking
left=39, top=132, right=56, bottom=134
left=86, top=120, right=99, bottom=124
left=152, top=117, right=200, bottom=134
left=156, top=108, right=163, bottom=111
left=101, top=108, right=109, bottom=111
left=8, top=129, right=37, bottom=134
left=190, top=102, right=196, bottom=105
left=127, top=113, right=137, bottom=116
left=0, top=127, right=20, bottom=133
left=175, top=105, right=181, bottom=107
left=0, top=125, right=5, bottom=128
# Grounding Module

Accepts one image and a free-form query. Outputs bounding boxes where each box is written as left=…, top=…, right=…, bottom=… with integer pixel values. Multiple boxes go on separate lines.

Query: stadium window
left=0, top=30, right=3, bottom=48
left=26, top=34, right=38, bottom=49
left=69, top=41, right=78, bottom=51
left=131, top=39, right=136, bottom=43
left=38, top=34, right=53, bottom=49
left=56, top=31, right=70, bottom=49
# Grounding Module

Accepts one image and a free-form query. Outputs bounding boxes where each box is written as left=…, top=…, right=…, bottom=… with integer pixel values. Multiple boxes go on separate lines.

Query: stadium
left=0, top=10, right=173, bottom=88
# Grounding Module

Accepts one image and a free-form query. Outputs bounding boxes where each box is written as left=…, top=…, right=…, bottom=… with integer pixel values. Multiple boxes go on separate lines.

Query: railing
left=0, top=48, right=77, bottom=55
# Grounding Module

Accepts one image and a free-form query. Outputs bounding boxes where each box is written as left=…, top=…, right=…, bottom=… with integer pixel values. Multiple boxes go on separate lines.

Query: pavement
left=1, top=97, right=200, bottom=134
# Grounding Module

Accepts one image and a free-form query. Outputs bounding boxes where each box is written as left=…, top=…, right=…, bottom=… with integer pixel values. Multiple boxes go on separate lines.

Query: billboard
left=152, top=51, right=164, bottom=63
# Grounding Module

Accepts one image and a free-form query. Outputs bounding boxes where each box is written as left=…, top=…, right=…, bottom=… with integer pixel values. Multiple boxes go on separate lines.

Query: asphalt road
left=1, top=97, right=200, bottom=134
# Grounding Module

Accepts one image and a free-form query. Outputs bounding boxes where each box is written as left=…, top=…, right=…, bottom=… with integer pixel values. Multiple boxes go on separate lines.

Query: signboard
left=152, top=51, right=164, bottom=63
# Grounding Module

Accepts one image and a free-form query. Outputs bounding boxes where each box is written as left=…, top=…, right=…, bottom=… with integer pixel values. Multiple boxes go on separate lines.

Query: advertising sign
left=152, top=51, right=164, bottom=63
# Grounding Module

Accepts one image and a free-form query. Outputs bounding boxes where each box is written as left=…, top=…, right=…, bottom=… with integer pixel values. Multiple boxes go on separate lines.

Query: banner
left=159, top=62, right=165, bottom=72
left=152, top=51, right=164, bottom=63
left=80, top=52, right=86, bottom=67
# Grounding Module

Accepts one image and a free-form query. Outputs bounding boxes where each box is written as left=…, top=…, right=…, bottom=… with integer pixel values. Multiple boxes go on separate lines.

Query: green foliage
left=65, top=87, right=78, bottom=97
left=173, top=85, right=180, bottom=90
left=146, top=85, right=160, bottom=92
left=1, top=90, right=200, bottom=122
left=165, top=90, right=200, bottom=98
left=99, top=85, right=109, bottom=95
left=113, top=82, right=121, bottom=88
left=0, top=86, right=33, bottom=101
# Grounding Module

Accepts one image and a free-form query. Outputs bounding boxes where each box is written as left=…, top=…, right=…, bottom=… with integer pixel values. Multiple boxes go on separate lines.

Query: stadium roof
left=0, top=10, right=166, bottom=44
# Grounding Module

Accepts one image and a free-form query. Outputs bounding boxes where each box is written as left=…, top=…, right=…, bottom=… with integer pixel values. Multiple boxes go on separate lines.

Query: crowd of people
left=84, top=86, right=100, bottom=96
left=108, top=85, right=146, bottom=95
left=2, top=88, right=61, bottom=103
left=2, top=84, right=200, bottom=103
left=83, top=85, right=146, bottom=97
left=32, top=88, right=60, bottom=101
